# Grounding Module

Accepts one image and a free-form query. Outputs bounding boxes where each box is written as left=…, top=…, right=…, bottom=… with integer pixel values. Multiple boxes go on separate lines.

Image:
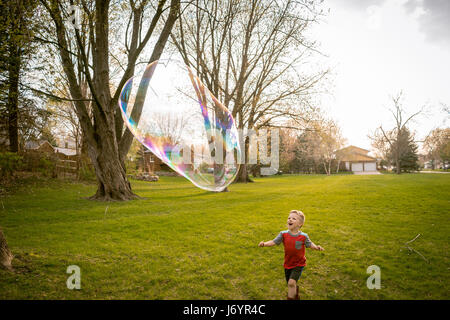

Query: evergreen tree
left=388, top=127, right=419, bottom=172
left=0, top=0, right=39, bottom=152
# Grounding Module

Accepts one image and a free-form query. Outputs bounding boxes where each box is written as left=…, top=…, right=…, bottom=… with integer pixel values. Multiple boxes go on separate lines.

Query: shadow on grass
left=156, top=191, right=213, bottom=200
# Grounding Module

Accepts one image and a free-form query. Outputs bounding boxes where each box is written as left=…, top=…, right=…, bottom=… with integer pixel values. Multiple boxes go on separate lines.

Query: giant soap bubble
left=119, top=60, right=241, bottom=192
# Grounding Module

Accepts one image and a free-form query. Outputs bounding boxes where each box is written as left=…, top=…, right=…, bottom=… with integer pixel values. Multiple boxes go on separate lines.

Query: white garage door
left=352, top=163, right=363, bottom=172
left=364, top=162, right=376, bottom=171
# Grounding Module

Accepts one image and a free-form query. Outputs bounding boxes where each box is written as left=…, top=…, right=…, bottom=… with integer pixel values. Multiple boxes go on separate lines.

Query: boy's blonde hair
left=290, top=210, right=305, bottom=227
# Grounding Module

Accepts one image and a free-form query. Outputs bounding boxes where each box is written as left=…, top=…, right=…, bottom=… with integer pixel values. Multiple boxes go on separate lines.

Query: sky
left=309, top=0, right=450, bottom=151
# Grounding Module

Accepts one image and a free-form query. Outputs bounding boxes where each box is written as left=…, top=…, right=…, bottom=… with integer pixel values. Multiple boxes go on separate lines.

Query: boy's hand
left=317, top=245, right=324, bottom=251
left=258, top=241, right=265, bottom=247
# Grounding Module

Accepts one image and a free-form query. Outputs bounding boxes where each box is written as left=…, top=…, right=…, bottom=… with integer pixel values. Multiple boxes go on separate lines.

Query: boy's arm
left=258, top=240, right=276, bottom=247
left=309, top=242, right=324, bottom=251
left=305, top=234, right=324, bottom=251
left=259, top=232, right=283, bottom=247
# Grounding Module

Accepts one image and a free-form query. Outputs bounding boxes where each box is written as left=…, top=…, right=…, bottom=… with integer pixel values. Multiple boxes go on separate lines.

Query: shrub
left=38, top=156, right=57, bottom=177
left=0, top=152, right=23, bottom=179
left=78, top=156, right=96, bottom=181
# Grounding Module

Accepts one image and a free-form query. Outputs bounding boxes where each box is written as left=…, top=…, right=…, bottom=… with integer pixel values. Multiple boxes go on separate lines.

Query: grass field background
left=0, top=174, right=448, bottom=299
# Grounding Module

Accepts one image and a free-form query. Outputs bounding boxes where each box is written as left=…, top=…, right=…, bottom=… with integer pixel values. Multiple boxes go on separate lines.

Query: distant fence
left=56, top=159, right=78, bottom=178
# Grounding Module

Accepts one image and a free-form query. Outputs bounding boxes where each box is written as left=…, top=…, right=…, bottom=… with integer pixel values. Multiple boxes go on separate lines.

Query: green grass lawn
left=0, top=173, right=449, bottom=299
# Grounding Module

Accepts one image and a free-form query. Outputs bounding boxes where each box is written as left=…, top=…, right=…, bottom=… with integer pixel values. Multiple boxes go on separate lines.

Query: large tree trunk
left=235, top=164, right=253, bottom=183
left=396, top=148, right=401, bottom=174
left=234, top=135, right=253, bottom=183
left=88, top=148, right=137, bottom=201
left=86, top=111, right=138, bottom=201
left=0, top=227, right=13, bottom=271
left=323, top=162, right=329, bottom=175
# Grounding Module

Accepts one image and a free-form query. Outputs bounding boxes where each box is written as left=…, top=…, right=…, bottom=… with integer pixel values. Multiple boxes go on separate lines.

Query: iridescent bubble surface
left=119, top=60, right=241, bottom=192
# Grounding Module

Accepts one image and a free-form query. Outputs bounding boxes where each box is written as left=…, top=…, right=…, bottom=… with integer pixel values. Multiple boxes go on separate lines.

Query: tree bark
left=323, top=162, right=329, bottom=175
left=87, top=139, right=137, bottom=201
left=235, top=164, right=253, bottom=183
left=234, top=135, right=253, bottom=183
left=0, top=227, right=13, bottom=271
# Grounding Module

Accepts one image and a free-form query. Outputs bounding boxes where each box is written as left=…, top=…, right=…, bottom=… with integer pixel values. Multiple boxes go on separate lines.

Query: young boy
left=259, top=210, right=324, bottom=300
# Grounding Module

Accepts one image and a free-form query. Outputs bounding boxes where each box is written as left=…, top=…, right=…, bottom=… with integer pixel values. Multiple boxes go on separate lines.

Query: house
left=24, top=140, right=79, bottom=177
left=25, top=140, right=56, bottom=154
left=336, top=145, right=378, bottom=173
left=25, top=139, right=78, bottom=160
left=55, top=147, right=77, bottom=157
left=142, top=149, right=170, bottom=173
left=55, top=136, right=79, bottom=157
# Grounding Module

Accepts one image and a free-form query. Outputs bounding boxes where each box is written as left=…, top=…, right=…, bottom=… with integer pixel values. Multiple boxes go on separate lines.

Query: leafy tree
left=279, top=128, right=297, bottom=173
left=39, top=0, right=180, bottom=200
left=281, top=119, right=345, bottom=174
left=291, top=132, right=319, bottom=173
left=423, top=127, right=450, bottom=169
left=371, top=92, right=422, bottom=174
left=40, top=126, right=57, bottom=147
left=440, top=139, right=450, bottom=169
left=0, top=0, right=40, bottom=152
left=172, top=0, right=327, bottom=182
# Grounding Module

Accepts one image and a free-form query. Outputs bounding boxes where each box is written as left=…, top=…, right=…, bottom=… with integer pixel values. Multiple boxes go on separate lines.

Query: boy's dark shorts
left=284, top=266, right=304, bottom=283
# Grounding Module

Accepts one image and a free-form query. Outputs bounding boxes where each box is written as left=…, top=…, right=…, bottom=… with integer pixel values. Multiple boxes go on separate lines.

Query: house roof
left=337, top=153, right=376, bottom=162
left=337, top=145, right=370, bottom=154
left=25, top=140, right=55, bottom=150
left=55, top=147, right=77, bottom=156
left=25, top=141, right=40, bottom=149
left=336, top=145, right=376, bottom=162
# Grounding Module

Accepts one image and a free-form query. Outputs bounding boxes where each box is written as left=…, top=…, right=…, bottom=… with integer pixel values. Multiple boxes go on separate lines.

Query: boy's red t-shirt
left=273, top=230, right=312, bottom=269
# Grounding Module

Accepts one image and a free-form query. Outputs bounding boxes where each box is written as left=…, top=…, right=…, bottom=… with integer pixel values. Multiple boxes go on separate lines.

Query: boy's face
left=287, top=213, right=303, bottom=231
